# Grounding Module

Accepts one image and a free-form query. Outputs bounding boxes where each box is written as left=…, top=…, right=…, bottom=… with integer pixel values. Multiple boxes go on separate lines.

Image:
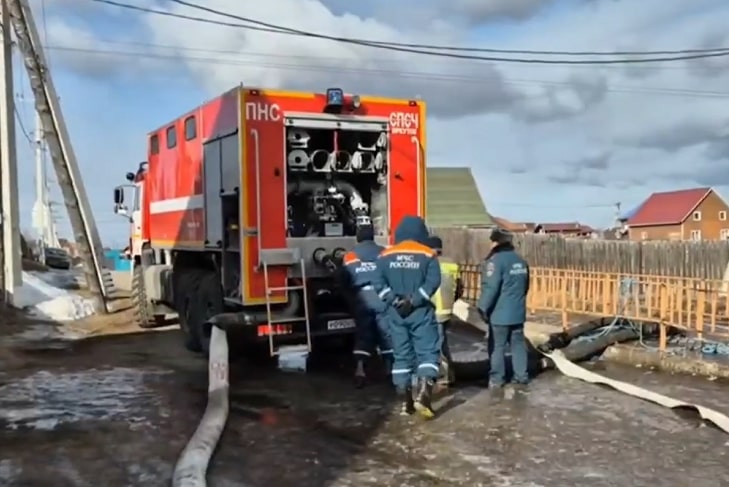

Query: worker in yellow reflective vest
left=427, top=236, right=462, bottom=385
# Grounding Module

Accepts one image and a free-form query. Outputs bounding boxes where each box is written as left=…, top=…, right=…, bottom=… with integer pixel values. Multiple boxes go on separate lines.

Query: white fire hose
left=171, top=303, right=729, bottom=487
left=172, top=325, right=230, bottom=487
left=452, top=300, right=729, bottom=434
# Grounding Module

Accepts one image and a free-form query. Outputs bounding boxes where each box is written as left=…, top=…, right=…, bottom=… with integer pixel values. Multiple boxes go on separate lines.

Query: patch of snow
left=29, top=268, right=84, bottom=290
left=277, top=345, right=309, bottom=373
left=12, top=271, right=96, bottom=322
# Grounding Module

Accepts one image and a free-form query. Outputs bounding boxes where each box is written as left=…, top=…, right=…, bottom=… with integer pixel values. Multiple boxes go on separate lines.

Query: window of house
left=720, top=211, right=727, bottom=221
left=640, top=231, right=648, bottom=241
left=166, top=125, right=177, bottom=149
left=149, top=134, right=159, bottom=155
left=184, top=116, right=197, bottom=141
left=690, top=230, right=702, bottom=241
left=692, top=211, right=702, bottom=221
left=721, top=229, right=729, bottom=240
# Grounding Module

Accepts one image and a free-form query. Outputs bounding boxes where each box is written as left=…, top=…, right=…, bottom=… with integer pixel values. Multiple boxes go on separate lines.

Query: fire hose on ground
left=171, top=251, right=342, bottom=487
left=172, top=301, right=729, bottom=486
left=452, top=300, right=729, bottom=433
left=171, top=324, right=230, bottom=487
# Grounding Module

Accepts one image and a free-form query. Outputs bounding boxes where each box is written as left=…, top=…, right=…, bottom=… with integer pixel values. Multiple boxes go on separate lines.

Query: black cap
left=356, top=225, right=375, bottom=243
left=427, top=235, right=443, bottom=251
left=490, top=228, right=513, bottom=245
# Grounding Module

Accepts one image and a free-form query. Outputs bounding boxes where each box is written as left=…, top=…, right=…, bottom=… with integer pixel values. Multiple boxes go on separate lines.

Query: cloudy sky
left=14, top=0, right=729, bottom=246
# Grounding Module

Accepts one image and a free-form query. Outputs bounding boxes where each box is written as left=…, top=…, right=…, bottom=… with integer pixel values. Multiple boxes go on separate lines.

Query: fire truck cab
left=113, top=86, right=426, bottom=356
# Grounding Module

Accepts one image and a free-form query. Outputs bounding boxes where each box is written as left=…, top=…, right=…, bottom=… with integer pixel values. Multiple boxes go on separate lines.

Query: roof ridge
left=650, top=186, right=711, bottom=196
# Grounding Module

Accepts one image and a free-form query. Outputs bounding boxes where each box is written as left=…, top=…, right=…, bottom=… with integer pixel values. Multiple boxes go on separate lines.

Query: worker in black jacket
left=477, top=228, right=530, bottom=388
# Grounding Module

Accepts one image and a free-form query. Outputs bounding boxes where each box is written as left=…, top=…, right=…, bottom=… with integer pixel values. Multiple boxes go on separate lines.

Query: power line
left=44, top=44, right=729, bottom=100
left=13, top=104, right=31, bottom=143
left=91, top=0, right=729, bottom=65
left=46, top=37, right=709, bottom=72
left=168, top=0, right=729, bottom=57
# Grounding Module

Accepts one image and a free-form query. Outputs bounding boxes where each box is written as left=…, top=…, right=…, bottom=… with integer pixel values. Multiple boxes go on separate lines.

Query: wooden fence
left=458, top=265, right=729, bottom=350
left=434, top=228, right=729, bottom=280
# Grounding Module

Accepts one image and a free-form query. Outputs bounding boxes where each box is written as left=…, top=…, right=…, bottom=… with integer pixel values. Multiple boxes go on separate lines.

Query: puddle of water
left=7, top=324, right=86, bottom=346
left=0, top=459, right=21, bottom=484
left=0, top=367, right=172, bottom=431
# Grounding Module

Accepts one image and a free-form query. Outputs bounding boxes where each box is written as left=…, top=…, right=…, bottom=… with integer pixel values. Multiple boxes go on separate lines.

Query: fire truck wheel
left=175, top=269, right=204, bottom=353
left=190, top=271, right=225, bottom=356
left=131, top=263, right=156, bottom=329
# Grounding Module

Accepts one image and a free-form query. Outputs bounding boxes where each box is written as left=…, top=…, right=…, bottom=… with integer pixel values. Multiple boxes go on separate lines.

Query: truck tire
left=451, top=343, right=490, bottom=382
left=174, top=269, right=204, bottom=353
left=188, top=270, right=224, bottom=356
left=131, top=263, right=156, bottom=329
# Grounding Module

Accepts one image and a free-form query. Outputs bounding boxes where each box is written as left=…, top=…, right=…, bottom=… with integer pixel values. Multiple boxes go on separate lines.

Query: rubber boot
left=437, top=354, right=453, bottom=388
left=399, top=387, right=415, bottom=416
left=354, top=359, right=367, bottom=389
left=414, top=378, right=435, bottom=419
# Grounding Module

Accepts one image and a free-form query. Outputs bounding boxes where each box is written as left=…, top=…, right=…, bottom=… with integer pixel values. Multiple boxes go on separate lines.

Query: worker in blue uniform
left=341, top=224, right=393, bottom=388
left=477, top=228, right=530, bottom=389
left=369, top=215, right=441, bottom=418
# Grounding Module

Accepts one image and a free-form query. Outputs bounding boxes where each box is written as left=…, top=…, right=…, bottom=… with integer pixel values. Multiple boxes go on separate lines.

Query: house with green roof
left=425, top=167, right=494, bottom=227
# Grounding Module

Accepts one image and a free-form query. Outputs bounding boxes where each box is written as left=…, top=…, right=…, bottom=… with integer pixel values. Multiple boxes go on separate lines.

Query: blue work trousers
left=489, top=323, right=529, bottom=386
left=353, top=309, right=393, bottom=359
left=389, top=310, right=440, bottom=391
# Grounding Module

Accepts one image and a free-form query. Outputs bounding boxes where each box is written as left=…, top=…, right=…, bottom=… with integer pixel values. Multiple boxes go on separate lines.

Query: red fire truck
left=113, top=86, right=426, bottom=356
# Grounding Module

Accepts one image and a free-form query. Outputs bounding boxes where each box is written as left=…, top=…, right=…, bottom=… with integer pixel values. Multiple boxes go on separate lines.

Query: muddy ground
left=1, top=313, right=728, bottom=487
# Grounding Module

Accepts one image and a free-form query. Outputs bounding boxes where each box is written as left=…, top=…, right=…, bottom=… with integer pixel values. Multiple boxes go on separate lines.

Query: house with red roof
left=627, top=187, right=729, bottom=241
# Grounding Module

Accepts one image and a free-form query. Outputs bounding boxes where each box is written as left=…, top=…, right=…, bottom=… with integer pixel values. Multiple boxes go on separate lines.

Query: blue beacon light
left=326, top=88, right=344, bottom=106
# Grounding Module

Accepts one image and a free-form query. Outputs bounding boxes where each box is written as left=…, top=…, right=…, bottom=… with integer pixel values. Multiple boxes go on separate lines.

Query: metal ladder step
left=270, top=316, right=308, bottom=324
left=267, top=285, right=305, bottom=292
left=263, top=258, right=312, bottom=357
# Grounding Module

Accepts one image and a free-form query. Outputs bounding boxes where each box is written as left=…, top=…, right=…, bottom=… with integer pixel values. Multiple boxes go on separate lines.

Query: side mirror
left=113, top=187, right=124, bottom=204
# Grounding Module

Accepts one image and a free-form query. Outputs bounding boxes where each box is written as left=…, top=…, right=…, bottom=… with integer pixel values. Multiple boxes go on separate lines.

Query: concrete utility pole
left=33, top=109, right=46, bottom=255
left=0, top=0, right=23, bottom=305
left=7, top=0, right=111, bottom=312
left=32, top=108, right=59, bottom=256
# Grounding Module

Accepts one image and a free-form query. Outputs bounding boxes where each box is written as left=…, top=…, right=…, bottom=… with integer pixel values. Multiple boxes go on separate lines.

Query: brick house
left=627, top=187, right=729, bottom=241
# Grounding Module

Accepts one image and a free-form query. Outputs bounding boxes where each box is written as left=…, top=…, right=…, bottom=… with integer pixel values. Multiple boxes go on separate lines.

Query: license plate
left=327, top=318, right=356, bottom=330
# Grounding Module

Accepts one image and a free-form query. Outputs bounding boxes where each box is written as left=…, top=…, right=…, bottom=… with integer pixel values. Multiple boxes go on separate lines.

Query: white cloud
left=21, top=0, right=729, bottom=236
left=138, top=1, right=548, bottom=120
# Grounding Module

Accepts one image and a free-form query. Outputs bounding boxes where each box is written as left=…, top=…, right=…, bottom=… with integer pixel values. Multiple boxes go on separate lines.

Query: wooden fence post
left=658, top=284, right=668, bottom=352
left=560, top=272, right=568, bottom=331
